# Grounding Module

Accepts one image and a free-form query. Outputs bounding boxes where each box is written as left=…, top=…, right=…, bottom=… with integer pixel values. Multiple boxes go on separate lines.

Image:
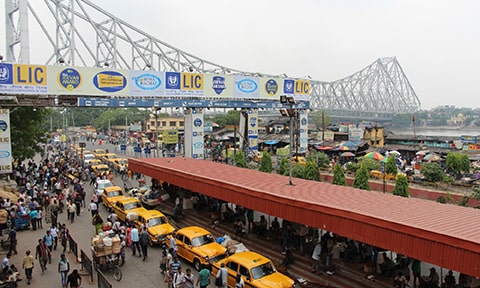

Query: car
left=87, top=159, right=102, bottom=167
left=168, top=226, right=227, bottom=271
left=292, top=156, right=307, bottom=167
left=112, top=197, right=147, bottom=222
left=92, top=164, right=111, bottom=177
left=110, top=158, right=128, bottom=173
left=211, top=251, right=295, bottom=288
left=95, top=179, right=113, bottom=201
left=101, top=186, right=124, bottom=211
left=101, top=153, right=120, bottom=163
left=93, top=149, right=106, bottom=158
left=83, top=153, right=96, bottom=166
left=134, top=209, right=176, bottom=246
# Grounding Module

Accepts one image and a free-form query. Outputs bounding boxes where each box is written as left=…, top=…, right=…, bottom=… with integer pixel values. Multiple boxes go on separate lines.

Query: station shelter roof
left=129, top=157, right=480, bottom=277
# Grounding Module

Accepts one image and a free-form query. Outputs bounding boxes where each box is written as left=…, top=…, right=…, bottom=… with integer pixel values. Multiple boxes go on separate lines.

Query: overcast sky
left=1, top=0, right=479, bottom=110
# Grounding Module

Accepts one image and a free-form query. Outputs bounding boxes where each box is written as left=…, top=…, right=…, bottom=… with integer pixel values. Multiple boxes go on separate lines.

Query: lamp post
left=153, top=107, right=160, bottom=157
left=280, top=95, right=296, bottom=186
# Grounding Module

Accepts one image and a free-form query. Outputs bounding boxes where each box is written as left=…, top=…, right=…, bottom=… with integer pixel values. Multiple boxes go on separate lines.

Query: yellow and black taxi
left=101, top=153, right=119, bottom=163
left=93, top=149, right=106, bottom=158
left=211, top=251, right=295, bottom=288
left=87, top=159, right=102, bottom=167
left=134, top=209, right=176, bottom=246
left=92, top=164, right=110, bottom=177
left=112, top=196, right=147, bottom=222
left=101, top=186, right=125, bottom=211
left=168, top=226, right=226, bottom=271
left=110, top=158, right=128, bottom=173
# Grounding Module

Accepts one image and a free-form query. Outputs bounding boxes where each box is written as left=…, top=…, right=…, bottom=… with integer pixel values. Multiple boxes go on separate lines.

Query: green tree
left=278, top=157, right=289, bottom=175
left=292, top=163, right=305, bottom=179
left=332, top=164, right=346, bottom=186
left=358, top=158, right=381, bottom=171
left=392, top=174, right=410, bottom=197
left=385, top=154, right=398, bottom=176
left=259, top=150, right=273, bottom=173
left=445, top=152, right=470, bottom=176
left=304, top=161, right=320, bottom=181
left=93, top=108, right=150, bottom=131
left=306, top=151, right=329, bottom=169
left=10, top=107, right=49, bottom=162
left=234, top=151, right=247, bottom=168
left=353, top=164, right=370, bottom=190
left=421, top=162, right=445, bottom=183
left=210, top=110, right=241, bottom=127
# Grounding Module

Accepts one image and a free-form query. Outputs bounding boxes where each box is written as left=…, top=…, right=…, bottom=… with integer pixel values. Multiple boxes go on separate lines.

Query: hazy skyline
left=1, top=0, right=479, bottom=110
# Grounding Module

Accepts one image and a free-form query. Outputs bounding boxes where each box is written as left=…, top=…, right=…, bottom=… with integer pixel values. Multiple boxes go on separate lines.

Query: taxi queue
left=80, top=147, right=295, bottom=288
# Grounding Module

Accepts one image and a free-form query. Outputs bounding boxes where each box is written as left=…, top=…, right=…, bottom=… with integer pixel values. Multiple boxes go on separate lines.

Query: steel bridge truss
left=4, top=0, right=421, bottom=116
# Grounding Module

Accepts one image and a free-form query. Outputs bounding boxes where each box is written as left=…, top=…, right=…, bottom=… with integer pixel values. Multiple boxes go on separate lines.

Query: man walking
left=66, top=269, right=82, bottom=288
left=130, top=226, right=141, bottom=257
left=43, top=230, right=54, bottom=264
left=58, top=253, right=70, bottom=288
left=22, top=250, right=34, bottom=285
left=88, top=200, right=98, bottom=217
left=7, top=228, right=17, bottom=255
left=35, top=238, right=50, bottom=274
left=196, top=265, right=210, bottom=288
left=139, top=226, right=150, bottom=261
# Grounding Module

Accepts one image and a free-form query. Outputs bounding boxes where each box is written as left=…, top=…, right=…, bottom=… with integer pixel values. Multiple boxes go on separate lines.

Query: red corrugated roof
left=130, top=157, right=480, bottom=277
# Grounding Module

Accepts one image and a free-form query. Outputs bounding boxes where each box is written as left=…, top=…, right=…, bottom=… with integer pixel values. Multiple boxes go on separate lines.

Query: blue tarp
left=264, top=140, right=279, bottom=145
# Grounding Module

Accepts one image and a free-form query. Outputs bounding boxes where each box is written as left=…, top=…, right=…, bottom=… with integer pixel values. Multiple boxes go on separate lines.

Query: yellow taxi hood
left=192, top=242, right=226, bottom=259
left=148, top=223, right=176, bottom=236
left=253, top=273, right=295, bottom=288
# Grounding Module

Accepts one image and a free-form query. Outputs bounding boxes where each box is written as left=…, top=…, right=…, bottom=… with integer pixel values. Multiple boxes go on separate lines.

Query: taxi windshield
left=146, top=216, right=167, bottom=227
left=250, top=262, right=276, bottom=280
left=124, top=202, right=141, bottom=210
left=191, top=234, right=214, bottom=247
left=107, top=190, right=121, bottom=197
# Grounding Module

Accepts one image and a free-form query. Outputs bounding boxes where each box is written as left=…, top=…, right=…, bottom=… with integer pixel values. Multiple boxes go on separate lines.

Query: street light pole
left=280, top=95, right=296, bottom=186
left=288, top=111, right=294, bottom=185
left=155, top=108, right=159, bottom=157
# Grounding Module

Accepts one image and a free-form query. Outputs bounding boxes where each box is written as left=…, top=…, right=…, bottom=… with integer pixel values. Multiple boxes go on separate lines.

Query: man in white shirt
left=173, top=266, right=186, bottom=288
left=88, top=200, right=98, bottom=217
left=169, top=234, right=178, bottom=258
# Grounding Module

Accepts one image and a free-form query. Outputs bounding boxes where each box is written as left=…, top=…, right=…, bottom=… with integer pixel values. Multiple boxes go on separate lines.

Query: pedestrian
left=170, top=256, right=181, bottom=278
left=67, top=201, right=76, bottom=223
left=1, top=252, right=11, bottom=273
left=7, top=228, right=18, bottom=255
left=36, top=208, right=43, bottom=229
left=43, top=230, right=54, bottom=263
left=411, top=259, right=421, bottom=288
left=73, top=193, right=82, bottom=216
left=234, top=273, right=244, bottom=288
left=58, top=253, right=70, bottom=288
left=60, top=224, right=69, bottom=253
left=29, top=208, right=38, bottom=230
left=35, top=238, right=50, bottom=274
left=159, top=249, right=170, bottom=275
left=139, top=226, right=150, bottom=261
left=311, top=241, right=322, bottom=274
left=185, top=268, right=195, bottom=288
left=50, top=200, right=60, bottom=227
left=173, top=266, right=186, bottom=288
left=50, top=224, right=59, bottom=250
left=216, top=263, right=227, bottom=288
left=88, top=200, right=98, bottom=217
left=196, top=264, right=210, bottom=288
left=66, top=269, right=82, bottom=288
left=130, top=225, right=141, bottom=257
left=22, top=250, right=34, bottom=285
left=169, top=232, right=178, bottom=258
left=119, top=235, right=126, bottom=266
left=92, top=213, right=103, bottom=234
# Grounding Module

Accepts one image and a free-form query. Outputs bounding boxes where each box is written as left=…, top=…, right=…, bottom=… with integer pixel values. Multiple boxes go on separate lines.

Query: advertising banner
left=258, top=78, right=282, bottom=100
left=184, top=108, right=204, bottom=159
left=298, top=110, right=308, bottom=153
left=233, top=76, right=259, bottom=99
left=165, top=72, right=204, bottom=97
left=247, top=109, right=259, bottom=156
left=0, top=63, right=48, bottom=95
left=129, top=70, right=165, bottom=97
left=203, top=74, right=233, bottom=98
left=348, top=124, right=364, bottom=140
left=282, top=79, right=310, bottom=101
left=0, top=109, right=12, bottom=173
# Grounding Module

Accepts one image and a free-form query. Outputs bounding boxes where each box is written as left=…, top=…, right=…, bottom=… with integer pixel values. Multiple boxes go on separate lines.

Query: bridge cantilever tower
left=3, top=0, right=421, bottom=116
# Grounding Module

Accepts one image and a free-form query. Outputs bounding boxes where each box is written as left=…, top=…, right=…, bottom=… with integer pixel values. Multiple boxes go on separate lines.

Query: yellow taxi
left=101, top=186, right=125, bottom=212
left=87, top=159, right=102, bottom=167
left=211, top=251, right=295, bottom=288
left=292, top=156, right=307, bottom=167
left=169, top=226, right=226, bottom=271
left=91, top=164, right=110, bottom=177
left=110, top=158, right=128, bottom=173
left=93, top=149, right=106, bottom=158
left=101, top=153, right=119, bottom=163
left=112, top=197, right=147, bottom=222
left=134, top=209, right=176, bottom=246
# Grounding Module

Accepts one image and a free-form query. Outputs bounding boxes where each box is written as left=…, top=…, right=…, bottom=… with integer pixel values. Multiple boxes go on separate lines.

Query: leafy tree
left=353, top=164, right=370, bottom=190
left=445, top=152, right=470, bottom=177
left=421, top=162, right=445, bottom=183
left=93, top=108, right=150, bottom=131
left=259, top=150, right=273, bottom=173
left=392, top=174, right=410, bottom=197
left=345, top=162, right=358, bottom=173
left=234, top=151, right=247, bottom=168
left=385, top=154, right=398, bottom=176
left=304, top=161, right=320, bottom=181
left=332, top=164, right=346, bottom=186
left=358, top=158, right=381, bottom=171
left=306, top=151, right=329, bottom=169
left=291, top=163, right=305, bottom=179
left=210, top=110, right=241, bottom=127
left=278, top=157, right=289, bottom=175
left=10, top=107, right=49, bottom=162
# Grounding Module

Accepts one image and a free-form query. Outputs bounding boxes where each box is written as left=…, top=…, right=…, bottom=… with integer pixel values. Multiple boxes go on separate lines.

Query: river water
left=390, top=127, right=479, bottom=137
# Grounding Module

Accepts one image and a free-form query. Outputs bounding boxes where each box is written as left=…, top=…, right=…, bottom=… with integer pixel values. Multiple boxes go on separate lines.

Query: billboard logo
left=301, top=117, right=307, bottom=125
left=133, top=73, right=161, bottom=90
left=0, top=64, right=12, bottom=84
left=0, top=151, right=10, bottom=158
left=250, top=117, right=257, bottom=128
left=0, top=120, right=7, bottom=132
left=93, top=71, right=127, bottom=93
left=283, top=79, right=294, bottom=94
left=265, top=79, right=278, bottom=96
left=194, top=142, right=203, bottom=149
left=194, top=118, right=203, bottom=127
left=58, top=68, right=81, bottom=91
left=165, top=72, right=180, bottom=89
left=212, top=76, right=226, bottom=95
left=237, top=79, right=257, bottom=93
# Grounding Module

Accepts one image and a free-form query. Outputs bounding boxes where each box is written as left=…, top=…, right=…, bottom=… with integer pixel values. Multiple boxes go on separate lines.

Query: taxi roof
left=116, top=196, right=141, bottom=204
left=92, top=164, right=109, bottom=169
left=225, top=251, right=271, bottom=269
left=177, top=226, right=211, bottom=238
left=104, top=186, right=123, bottom=192
left=137, top=209, right=167, bottom=218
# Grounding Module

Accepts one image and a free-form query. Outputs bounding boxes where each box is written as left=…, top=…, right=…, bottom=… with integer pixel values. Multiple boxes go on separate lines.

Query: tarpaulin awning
left=264, top=140, right=279, bottom=145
